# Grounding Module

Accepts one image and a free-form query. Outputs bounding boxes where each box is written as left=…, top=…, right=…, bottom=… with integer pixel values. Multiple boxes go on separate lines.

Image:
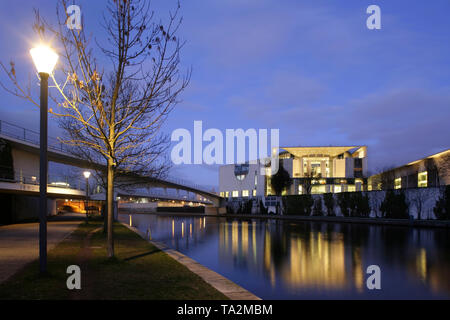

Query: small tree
left=312, top=197, right=323, bottom=216
left=270, top=162, right=292, bottom=196
left=352, top=192, right=370, bottom=218
left=337, top=192, right=351, bottom=217
left=411, top=188, right=429, bottom=220
left=323, top=193, right=335, bottom=216
left=380, top=190, right=409, bottom=219
left=434, top=185, right=450, bottom=220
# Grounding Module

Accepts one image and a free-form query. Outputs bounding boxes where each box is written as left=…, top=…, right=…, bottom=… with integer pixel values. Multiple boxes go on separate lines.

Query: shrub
left=434, top=185, right=450, bottom=220
left=352, top=192, right=371, bottom=217
left=312, top=198, right=323, bottom=216
left=242, top=200, right=253, bottom=214
left=380, top=190, right=409, bottom=219
left=259, top=200, right=268, bottom=215
left=323, top=193, right=335, bottom=216
left=283, top=195, right=314, bottom=216
left=337, top=192, right=352, bottom=217
left=337, top=192, right=371, bottom=217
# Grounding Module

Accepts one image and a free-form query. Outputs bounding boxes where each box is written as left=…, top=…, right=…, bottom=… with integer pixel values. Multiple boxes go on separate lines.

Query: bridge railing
left=0, top=119, right=67, bottom=153
left=163, top=175, right=217, bottom=195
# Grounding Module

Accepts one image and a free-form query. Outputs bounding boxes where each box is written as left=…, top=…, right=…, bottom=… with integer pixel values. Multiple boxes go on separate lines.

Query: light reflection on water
left=120, top=214, right=450, bottom=299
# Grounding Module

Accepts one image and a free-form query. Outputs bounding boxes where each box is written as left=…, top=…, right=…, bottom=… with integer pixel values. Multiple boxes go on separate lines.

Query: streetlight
left=83, top=171, right=91, bottom=222
left=30, top=44, right=58, bottom=274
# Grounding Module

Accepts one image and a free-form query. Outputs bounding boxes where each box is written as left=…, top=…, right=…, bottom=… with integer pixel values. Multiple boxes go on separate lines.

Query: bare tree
left=372, top=166, right=396, bottom=190
left=410, top=188, right=428, bottom=220
left=0, top=0, right=190, bottom=257
left=301, top=171, right=320, bottom=195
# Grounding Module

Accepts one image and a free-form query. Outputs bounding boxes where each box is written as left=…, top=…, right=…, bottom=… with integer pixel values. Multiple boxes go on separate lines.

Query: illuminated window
left=220, top=192, right=224, bottom=197
left=394, top=178, right=402, bottom=189
left=311, top=185, right=326, bottom=194
left=334, top=185, right=342, bottom=193
left=298, top=185, right=303, bottom=195
left=242, top=190, right=249, bottom=197
left=347, top=185, right=356, bottom=192
left=232, top=190, right=239, bottom=198
left=225, top=191, right=229, bottom=197
left=418, top=171, right=428, bottom=188
left=252, top=189, right=256, bottom=196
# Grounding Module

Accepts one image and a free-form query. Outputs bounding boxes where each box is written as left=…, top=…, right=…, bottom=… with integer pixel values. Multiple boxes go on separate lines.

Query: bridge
left=0, top=120, right=223, bottom=217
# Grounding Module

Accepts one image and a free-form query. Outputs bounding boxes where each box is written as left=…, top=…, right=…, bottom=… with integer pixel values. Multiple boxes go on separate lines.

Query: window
left=220, top=192, right=224, bottom=197
left=232, top=190, right=239, bottom=198
left=334, top=185, right=342, bottom=193
left=311, top=185, right=326, bottom=194
left=347, top=185, right=356, bottom=192
left=253, top=189, right=257, bottom=196
left=242, top=190, right=249, bottom=197
left=254, top=174, right=258, bottom=186
left=418, top=171, right=428, bottom=188
left=225, top=191, right=229, bottom=198
left=394, top=178, right=402, bottom=189
left=298, top=185, right=303, bottom=195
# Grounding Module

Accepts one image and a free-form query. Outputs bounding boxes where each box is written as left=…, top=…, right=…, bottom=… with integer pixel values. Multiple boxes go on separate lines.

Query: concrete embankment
left=121, top=211, right=450, bottom=229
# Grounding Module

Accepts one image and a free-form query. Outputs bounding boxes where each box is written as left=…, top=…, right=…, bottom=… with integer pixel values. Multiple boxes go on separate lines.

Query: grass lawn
left=0, top=221, right=228, bottom=300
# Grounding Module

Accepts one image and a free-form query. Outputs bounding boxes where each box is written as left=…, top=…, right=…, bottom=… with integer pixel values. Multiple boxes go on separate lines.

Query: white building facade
left=219, top=146, right=368, bottom=201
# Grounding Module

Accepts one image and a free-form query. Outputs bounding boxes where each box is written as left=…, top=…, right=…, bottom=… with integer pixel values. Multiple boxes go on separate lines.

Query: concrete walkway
left=0, top=220, right=82, bottom=284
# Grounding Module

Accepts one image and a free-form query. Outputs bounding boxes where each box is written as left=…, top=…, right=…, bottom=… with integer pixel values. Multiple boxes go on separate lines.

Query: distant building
left=368, top=149, right=450, bottom=190
left=219, top=146, right=368, bottom=200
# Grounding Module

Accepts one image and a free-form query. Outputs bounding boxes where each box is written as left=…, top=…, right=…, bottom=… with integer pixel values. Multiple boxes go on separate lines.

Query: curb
left=121, top=222, right=261, bottom=300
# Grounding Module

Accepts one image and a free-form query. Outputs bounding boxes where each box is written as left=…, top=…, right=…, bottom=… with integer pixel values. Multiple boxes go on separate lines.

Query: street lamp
left=30, top=44, right=58, bottom=274
left=83, top=171, right=91, bottom=222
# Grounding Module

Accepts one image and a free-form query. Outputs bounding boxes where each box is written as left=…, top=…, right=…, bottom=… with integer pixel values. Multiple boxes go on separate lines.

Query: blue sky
left=0, top=0, right=449, bottom=190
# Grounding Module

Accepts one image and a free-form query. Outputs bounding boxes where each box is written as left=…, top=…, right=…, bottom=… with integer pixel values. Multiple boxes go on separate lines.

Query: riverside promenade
left=0, top=215, right=82, bottom=284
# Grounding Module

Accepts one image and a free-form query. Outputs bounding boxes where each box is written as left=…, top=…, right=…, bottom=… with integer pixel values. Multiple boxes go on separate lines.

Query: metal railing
left=0, top=119, right=67, bottom=153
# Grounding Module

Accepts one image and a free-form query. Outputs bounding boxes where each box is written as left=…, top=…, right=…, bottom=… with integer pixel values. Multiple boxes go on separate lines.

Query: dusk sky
left=0, top=0, right=449, bottom=190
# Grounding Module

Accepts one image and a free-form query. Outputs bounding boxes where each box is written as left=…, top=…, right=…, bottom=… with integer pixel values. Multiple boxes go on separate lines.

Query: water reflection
left=122, top=213, right=450, bottom=299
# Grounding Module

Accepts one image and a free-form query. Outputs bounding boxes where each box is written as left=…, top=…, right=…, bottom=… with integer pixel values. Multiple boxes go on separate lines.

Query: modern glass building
left=219, top=146, right=368, bottom=200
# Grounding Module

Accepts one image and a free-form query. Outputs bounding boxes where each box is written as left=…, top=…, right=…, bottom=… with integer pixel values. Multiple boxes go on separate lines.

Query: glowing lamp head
left=83, top=171, right=91, bottom=179
left=30, top=45, right=58, bottom=75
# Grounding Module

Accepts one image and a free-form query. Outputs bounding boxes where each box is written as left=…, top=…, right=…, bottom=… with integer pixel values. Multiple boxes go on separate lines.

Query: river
left=119, top=213, right=450, bottom=299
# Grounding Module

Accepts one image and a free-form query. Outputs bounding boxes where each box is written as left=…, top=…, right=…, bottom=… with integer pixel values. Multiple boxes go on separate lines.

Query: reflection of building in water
left=280, top=232, right=347, bottom=290
left=219, top=220, right=352, bottom=291
left=219, top=220, right=264, bottom=274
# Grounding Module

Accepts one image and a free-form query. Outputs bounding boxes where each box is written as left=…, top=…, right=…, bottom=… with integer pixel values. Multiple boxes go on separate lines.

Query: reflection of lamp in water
left=129, top=214, right=132, bottom=226
left=242, top=221, right=248, bottom=256
left=190, top=223, right=192, bottom=237
left=172, top=219, right=174, bottom=238
left=182, top=222, right=184, bottom=238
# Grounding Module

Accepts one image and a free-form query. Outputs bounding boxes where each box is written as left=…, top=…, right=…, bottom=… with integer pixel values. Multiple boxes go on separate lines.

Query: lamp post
left=30, top=45, right=58, bottom=274
left=83, top=171, right=91, bottom=222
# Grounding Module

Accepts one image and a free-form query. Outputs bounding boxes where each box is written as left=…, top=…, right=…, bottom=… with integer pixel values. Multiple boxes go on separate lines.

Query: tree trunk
left=107, top=158, right=115, bottom=258
left=103, top=183, right=108, bottom=234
